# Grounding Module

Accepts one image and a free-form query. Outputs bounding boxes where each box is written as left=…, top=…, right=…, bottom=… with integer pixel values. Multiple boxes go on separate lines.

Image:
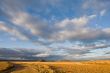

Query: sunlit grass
left=0, top=60, right=110, bottom=73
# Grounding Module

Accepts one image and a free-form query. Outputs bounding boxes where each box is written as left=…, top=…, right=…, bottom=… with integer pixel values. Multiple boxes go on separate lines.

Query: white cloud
left=46, top=14, right=110, bottom=42
left=10, top=37, right=17, bottom=41
left=49, top=27, right=110, bottom=43
left=10, top=12, right=44, bottom=35
left=0, top=0, right=47, bottom=36
left=56, top=15, right=96, bottom=28
left=103, top=28, right=110, bottom=34
left=100, top=9, right=106, bottom=16
left=51, top=26, right=109, bottom=41
left=34, top=53, right=50, bottom=57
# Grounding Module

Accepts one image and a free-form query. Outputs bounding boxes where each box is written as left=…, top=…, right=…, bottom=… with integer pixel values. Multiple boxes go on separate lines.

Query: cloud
left=0, top=1, right=47, bottom=36
left=106, top=52, right=110, bottom=54
left=72, top=43, right=110, bottom=50
left=0, top=0, right=110, bottom=60
left=82, top=0, right=110, bottom=15
left=10, top=37, right=17, bottom=41
left=83, top=56, right=110, bottom=60
left=0, top=21, right=28, bottom=40
left=0, top=48, right=65, bottom=60
left=0, top=2, right=110, bottom=40
left=100, top=9, right=106, bottom=16
left=34, top=53, right=50, bottom=57
left=3, top=36, right=109, bottom=60
left=1, top=0, right=104, bottom=44
left=47, top=41, right=110, bottom=60
left=83, top=0, right=110, bottom=9
left=55, top=15, right=96, bottom=28
left=0, top=0, right=50, bottom=43
left=0, top=48, right=37, bottom=60
left=10, top=11, right=47, bottom=36
left=50, top=22, right=110, bottom=42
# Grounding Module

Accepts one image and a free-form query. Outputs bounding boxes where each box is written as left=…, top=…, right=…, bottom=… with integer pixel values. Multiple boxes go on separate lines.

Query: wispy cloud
left=82, top=0, right=110, bottom=16
left=100, top=9, right=106, bottom=16
left=0, top=21, right=28, bottom=40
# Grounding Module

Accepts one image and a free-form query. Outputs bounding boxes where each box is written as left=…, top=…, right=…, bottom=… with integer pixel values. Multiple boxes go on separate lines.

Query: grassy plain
left=0, top=60, right=110, bottom=73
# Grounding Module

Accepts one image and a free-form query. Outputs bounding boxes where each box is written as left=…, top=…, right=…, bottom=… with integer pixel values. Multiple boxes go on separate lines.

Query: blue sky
left=0, top=0, right=110, bottom=60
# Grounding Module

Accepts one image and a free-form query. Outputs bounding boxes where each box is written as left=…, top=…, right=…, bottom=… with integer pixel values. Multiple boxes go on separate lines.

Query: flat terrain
left=0, top=60, right=110, bottom=73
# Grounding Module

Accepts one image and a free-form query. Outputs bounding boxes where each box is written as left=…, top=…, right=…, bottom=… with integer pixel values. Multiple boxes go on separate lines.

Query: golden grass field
left=0, top=60, right=110, bottom=73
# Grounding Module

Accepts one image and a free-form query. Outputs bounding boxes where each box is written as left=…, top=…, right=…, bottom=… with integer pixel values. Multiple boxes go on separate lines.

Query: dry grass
left=0, top=61, right=13, bottom=72
left=48, top=62, right=110, bottom=73
left=0, top=60, right=110, bottom=73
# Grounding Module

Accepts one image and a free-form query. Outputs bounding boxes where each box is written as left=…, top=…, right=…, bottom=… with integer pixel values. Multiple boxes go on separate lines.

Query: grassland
left=0, top=60, right=110, bottom=73
left=0, top=61, right=14, bottom=73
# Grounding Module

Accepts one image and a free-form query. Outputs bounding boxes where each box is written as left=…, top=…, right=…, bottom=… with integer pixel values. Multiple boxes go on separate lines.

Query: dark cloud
left=105, top=52, right=110, bottom=54
left=57, top=43, right=110, bottom=54
left=0, top=48, right=39, bottom=60
left=0, top=48, right=65, bottom=60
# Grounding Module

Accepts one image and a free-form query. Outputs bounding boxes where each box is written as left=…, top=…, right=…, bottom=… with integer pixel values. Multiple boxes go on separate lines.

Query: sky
left=0, top=0, right=110, bottom=60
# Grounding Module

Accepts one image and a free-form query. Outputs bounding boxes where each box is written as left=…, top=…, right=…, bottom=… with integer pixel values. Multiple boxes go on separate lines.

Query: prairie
left=0, top=60, right=110, bottom=73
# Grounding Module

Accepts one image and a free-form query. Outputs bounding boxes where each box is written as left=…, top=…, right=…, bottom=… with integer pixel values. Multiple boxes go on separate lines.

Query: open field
left=0, top=60, right=110, bottom=73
